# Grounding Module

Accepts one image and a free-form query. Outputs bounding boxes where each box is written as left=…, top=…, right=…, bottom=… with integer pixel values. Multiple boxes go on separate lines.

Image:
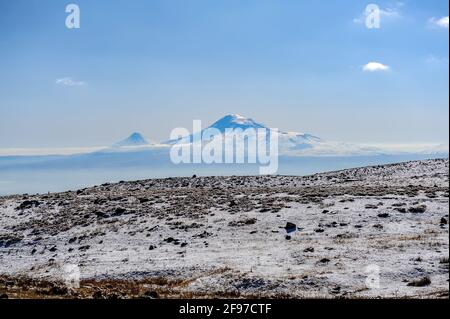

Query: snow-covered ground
left=0, top=158, right=448, bottom=299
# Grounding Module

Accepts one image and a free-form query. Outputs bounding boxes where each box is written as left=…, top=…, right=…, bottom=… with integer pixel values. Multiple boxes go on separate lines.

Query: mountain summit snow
left=208, top=114, right=267, bottom=132
left=113, top=132, right=149, bottom=147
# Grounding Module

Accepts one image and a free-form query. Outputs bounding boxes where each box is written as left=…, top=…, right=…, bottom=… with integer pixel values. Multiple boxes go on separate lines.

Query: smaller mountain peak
left=114, top=132, right=149, bottom=147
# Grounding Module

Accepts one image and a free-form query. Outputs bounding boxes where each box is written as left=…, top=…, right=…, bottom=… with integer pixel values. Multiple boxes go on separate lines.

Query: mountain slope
left=113, top=132, right=149, bottom=147
left=163, top=114, right=384, bottom=155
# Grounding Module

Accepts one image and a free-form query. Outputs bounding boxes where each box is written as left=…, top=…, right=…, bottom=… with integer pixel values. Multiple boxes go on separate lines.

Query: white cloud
left=55, top=77, right=85, bottom=86
left=429, top=16, right=449, bottom=29
left=362, top=62, right=390, bottom=72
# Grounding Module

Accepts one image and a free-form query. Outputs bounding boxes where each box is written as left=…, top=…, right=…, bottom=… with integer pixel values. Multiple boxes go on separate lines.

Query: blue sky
left=0, top=0, right=448, bottom=148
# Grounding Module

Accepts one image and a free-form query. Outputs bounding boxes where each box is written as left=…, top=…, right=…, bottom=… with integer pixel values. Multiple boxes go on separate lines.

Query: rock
left=321, top=210, right=329, bottom=214
left=49, top=246, right=57, bottom=252
left=148, top=245, right=156, bottom=250
left=142, top=290, right=159, bottom=299
left=319, top=258, right=330, bottom=263
left=138, top=198, right=149, bottom=204
left=16, top=200, right=40, bottom=210
left=284, top=222, right=297, bottom=233
left=285, top=235, right=292, bottom=240
left=407, top=276, right=431, bottom=287
left=49, top=286, right=68, bottom=295
left=112, top=207, right=126, bottom=216
left=95, top=211, right=108, bottom=218
left=394, top=208, right=407, bottom=213
left=180, top=242, right=188, bottom=247
left=304, top=247, right=314, bottom=253
left=440, top=217, right=447, bottom=225
left=373, top=224, right=383, bottom=229
left=229, top=200, right=237, bottom=207
left=315, top=228, right=325, bottom=233
left=330, top=286, right=341, bottom=294
left=377, top=213, right=390, bottom=218
left=228, top=218, right=257, bottom=227
left=0, top=234, right=23, bottom=248
left=79, top=245, right=90, bottom=251
left=408, top=205, right=427, bottom=213
left=0, top=293, right=8, bottom=299
left=365, top=204, right=378, bottom=209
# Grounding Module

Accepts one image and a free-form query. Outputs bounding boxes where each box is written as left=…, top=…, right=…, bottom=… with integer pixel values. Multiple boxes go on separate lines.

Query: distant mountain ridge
left=108, top=114, right=448, bottom=156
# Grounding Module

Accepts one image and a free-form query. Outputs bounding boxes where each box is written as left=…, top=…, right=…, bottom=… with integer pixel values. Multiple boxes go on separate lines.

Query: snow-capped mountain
left=166, top=113, right=322, bottom=147
left=164, top=114, right=381, bottom=155
left=113, top=132, right=149, bottom=147
left=107, top=114, right=447, bottom=156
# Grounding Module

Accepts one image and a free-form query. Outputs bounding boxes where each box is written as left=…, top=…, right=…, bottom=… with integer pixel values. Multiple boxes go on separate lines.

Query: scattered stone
left=16, top=200, right=40, bottom=210
left=407, top=276, right=431, bottom=287
left=0, top=234, right=23, bottom=248
left=408, top=205, right=427, bottom=214
left=142, top=290, right=159, bottom=299
left=330, top=286, right=341, bottom=294
left=228, top=218, right=257, bottom=227
left=48, top=286, right=68, bottom=295
left=112, top=207, right=127, bottom=216
left=284, top=222, right=297, bottom=233
left=79, top=245, right=90, bottom=251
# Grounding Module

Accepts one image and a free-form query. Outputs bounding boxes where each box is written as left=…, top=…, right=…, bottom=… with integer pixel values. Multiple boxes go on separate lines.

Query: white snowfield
left=0, top=158, right=448, bottom=298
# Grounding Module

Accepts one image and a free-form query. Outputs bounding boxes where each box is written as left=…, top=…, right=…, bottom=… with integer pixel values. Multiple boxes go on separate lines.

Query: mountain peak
left=209, top=114, right=267, bottom=132
left=114, top=132, right=149, bottom=147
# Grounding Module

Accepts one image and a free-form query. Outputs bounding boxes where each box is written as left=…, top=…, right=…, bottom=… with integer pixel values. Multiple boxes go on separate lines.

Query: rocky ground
left=0, top=158, right=448, bottom=299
